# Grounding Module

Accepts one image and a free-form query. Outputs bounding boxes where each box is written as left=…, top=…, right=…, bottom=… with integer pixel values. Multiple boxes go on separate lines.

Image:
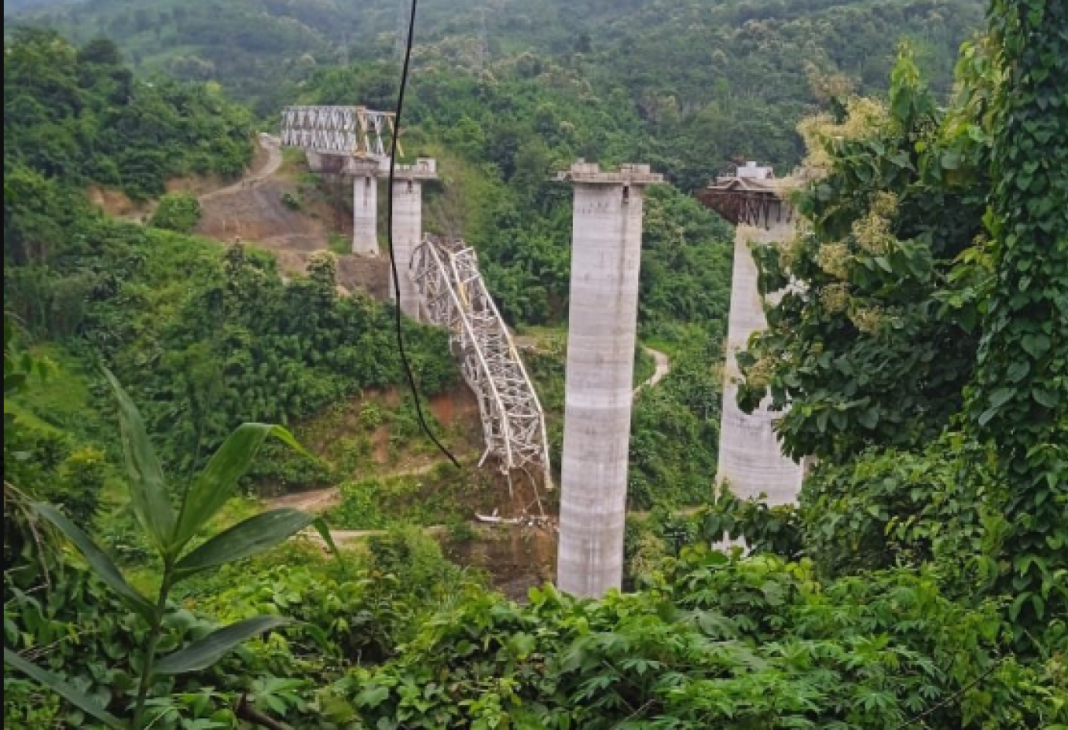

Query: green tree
left=737, top=50, right=986, bottom=460
left=149, top=192, right=201, bottom=233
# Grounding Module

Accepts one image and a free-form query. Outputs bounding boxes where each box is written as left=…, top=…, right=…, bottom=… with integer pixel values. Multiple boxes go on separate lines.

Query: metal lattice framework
left=697, top=177, right=794, bottom=229
left=280, top=106, right=397, bottom=159
left=412, top=236, right=552, bottom=491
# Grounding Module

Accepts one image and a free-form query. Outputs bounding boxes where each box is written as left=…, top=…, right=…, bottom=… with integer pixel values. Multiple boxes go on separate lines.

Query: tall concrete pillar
left=389, top=160, right=437, bottom=320
left=390, top=178, right=423, bottom=319
left=555, top=162, right=663, bottom=597
left=716, top=219, right=804, bottom=505
left=350, top=159, right=379, bottom=256
left=305, top=150, right=324, bottom=172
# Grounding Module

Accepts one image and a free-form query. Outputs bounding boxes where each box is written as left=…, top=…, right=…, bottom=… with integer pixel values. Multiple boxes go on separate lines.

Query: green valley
left=4, top=0, right=1066, bottom=728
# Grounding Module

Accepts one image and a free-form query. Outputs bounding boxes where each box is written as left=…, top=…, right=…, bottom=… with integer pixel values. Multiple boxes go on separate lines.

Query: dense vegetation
left=4, top=29, right=456, bottom=458
left=4, top=0, right=988, bottom=511
left=12, top=0, right=982, bottom=175
left=4, top=29, right=253, bottom=201
left=5, top=1, right=1067, bottom=729
left=735, top=12, right=1067, bottom=641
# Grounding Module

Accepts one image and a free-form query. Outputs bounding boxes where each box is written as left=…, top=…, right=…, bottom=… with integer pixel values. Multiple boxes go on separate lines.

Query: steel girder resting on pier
left=280, top=105, right=396, bottom=159
left=411, top=236, right=552, bottom=501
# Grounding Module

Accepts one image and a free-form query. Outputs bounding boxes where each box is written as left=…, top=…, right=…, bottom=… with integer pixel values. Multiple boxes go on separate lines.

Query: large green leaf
left=311, top=516, right=340, bottom=562
left=103, top=368, right=175, bottom=552
left=33, top=503, right=154, bottom=621
left=5, top=648, right=126, bottom=728
left=173, top=423, right=303, bottom=548
left=154, top=616, right=287, bottom=675
left=174, top=508, right=316, bottom=580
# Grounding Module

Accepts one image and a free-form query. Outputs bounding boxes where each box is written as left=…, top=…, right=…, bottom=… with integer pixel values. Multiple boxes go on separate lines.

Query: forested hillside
left=12, top=0, right=983, bottom=177
left=5, top=0, right=1067, bottom=728
left=3, top=29, right=457, bottom=505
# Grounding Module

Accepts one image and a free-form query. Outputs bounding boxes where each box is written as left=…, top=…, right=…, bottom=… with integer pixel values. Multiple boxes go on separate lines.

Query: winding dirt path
left=270, top=486, right=341, bottom=513
left=634, top=346, right=671, bottom=394
left=200, top=134, right=282, bottom=201
left=194, top=134, right=392, bottom=298
left=266, top=461, right=443, bottom=514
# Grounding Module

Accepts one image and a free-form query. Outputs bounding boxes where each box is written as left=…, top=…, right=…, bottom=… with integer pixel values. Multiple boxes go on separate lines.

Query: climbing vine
left=968, top=0, right=1068, bottom=635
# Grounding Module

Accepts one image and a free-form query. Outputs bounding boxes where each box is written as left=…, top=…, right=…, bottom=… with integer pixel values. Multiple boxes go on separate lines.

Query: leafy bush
left=148, top=193, right=201, bottom=233
left=342, top=549, right=1065, bottom=729
left=800, top=434, right=1005, bottom=584
left=697, top=484, right=803, bottom=559
left=5, top=371, right=329, bottom=728
left=737, top=48, right=986, bottom=462
left=328, top=465, right=473, bottom=531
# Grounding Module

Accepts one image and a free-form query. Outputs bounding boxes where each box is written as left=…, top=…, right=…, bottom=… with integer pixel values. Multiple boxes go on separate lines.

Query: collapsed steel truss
left=698, top=177, right=794, bottom=229
left=280, top=105, right=396, bottom=159
left=412, top=236, right=552, bottom=491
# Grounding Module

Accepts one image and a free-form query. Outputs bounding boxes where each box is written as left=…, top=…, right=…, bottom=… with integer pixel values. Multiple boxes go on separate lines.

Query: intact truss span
left=280, top=105, right=397, bottom=159
left=412, top=236, right=552, bottom=498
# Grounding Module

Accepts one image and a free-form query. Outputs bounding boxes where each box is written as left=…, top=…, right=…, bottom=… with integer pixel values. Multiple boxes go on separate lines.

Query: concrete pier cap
left=555, top=159, right=663, bottom=598
left=384, top=156, right=439, bottom=180
left=555, top=160, right=663, bottom=185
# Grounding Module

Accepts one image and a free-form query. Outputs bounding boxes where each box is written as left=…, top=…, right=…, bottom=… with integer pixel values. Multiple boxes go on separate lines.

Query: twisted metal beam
left=411, top=236, right=553, bottom=493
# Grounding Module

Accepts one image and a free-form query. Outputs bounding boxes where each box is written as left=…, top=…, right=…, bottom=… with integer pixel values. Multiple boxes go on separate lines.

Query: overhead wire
left=386, top=0, right=461, bottom=469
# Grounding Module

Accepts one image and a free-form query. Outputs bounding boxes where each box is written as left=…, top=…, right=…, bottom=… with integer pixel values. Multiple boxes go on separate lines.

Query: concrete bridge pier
left=349, top=159, right=380, bottom=256
left=390, top=179, right=423, bottom=319
left=717, top=219, right=804, bottom=504
left=389, top=159, right=437, bottom=321
left=555, top=161, right=663, bottom=598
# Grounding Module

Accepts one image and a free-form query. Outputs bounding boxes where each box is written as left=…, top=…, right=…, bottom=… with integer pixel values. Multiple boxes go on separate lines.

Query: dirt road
left=194, top=134, right=391, bottom=298
left=634, top=347, right=671, bottom=394
left=201, top=134, right=283, bottom=201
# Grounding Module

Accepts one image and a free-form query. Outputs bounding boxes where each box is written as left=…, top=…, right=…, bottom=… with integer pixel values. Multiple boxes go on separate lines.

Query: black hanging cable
left=387, top=0, right=460, bottom=468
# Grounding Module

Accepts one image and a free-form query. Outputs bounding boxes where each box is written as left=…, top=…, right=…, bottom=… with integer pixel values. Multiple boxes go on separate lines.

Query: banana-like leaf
left=33, top=503, right=155, bottom=621
left=154, top=616, right=287, bottom=675
left=5, top=647, right=126, bottom=728
left=173, top=423, right=304, bottom=548
left=174, top=508, right=316, bottom=580
left=103, top=368, right=175, bottom=551
left=311, top=516, right=341, bottom=561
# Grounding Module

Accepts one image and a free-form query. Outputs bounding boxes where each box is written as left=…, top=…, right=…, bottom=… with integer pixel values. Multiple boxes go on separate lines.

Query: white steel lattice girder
left=280, top=106, right=396, bottom=159
left=411, top=237, right=552, bottom=487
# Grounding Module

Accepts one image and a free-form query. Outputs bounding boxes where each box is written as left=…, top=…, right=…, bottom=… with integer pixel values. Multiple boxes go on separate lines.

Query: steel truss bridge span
left=412, top=237, right=552, bottom=496
left=280, top=105, right=397, bottom=159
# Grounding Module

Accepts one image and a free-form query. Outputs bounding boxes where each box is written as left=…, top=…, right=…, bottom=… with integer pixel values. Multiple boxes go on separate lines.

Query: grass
left=279, top=148, right=309, bottom=177
left=327, top=232, right=350, bottom=256
left=8, top=344, right=105, bottom=439
left=326, top=462, right=488, bottom=531
left=641, top=335, right=688, bottom=362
